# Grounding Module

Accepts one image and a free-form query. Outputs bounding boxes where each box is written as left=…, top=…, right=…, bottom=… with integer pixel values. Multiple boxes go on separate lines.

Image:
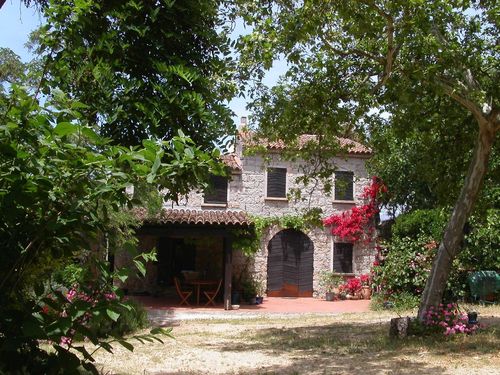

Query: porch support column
left=223, top=236, right=232, bottom=310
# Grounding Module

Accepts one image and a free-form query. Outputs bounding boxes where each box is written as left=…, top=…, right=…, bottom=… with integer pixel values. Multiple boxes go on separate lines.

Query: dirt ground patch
left=90, top=306, right=500, bottom=374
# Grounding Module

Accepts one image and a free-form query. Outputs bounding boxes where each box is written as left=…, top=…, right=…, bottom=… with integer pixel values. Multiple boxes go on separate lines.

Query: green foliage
left=88, top=298, right=149, bottom=338
left=232, top=210, right=323, bottom=256
left=38, top=0, right=236, bottom=148
left=53, top=263, right=90, bottom=288
left=319, top=272, right=344, bottom=293
left=0, top=86, right=219, bottom=373
left=371, top=291, right=420, bottom=312
left=373, top=209, right=500, bottom=303
left=392, top=208, right=449, bottom=240
left=0, top=47, right=25, bottom=89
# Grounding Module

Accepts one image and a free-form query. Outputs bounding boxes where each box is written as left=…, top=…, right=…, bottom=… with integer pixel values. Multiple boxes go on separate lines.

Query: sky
left=0, top=2, right=286, bottom=126
left=0, top=2, right=43, bottom=61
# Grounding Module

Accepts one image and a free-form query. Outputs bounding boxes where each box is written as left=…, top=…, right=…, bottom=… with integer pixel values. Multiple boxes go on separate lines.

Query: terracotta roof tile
left=239, top=131, right=371, bottom=155
left=221, top=153, right=242, bottom=171
left=134, top=207, right=252, bottom=226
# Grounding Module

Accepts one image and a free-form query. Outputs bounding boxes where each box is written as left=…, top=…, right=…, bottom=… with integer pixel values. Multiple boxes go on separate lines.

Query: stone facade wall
left=162, top=143, right=375, bottom=298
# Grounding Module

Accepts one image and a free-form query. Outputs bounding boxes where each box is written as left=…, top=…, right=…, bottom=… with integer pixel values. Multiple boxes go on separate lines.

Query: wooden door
left=267, top=229, right=313, bottom=297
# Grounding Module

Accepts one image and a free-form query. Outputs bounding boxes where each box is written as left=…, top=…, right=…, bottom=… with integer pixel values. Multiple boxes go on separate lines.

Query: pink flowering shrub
left=423, top=303, right=479, bottom=336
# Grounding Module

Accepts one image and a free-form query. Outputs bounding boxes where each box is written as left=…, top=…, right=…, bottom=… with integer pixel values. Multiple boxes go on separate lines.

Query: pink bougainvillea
left=323, top=176, right=387, bottom=242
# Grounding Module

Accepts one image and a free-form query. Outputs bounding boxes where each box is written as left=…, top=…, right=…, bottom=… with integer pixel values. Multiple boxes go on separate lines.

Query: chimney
left=239, top=116, right=248, bottom=129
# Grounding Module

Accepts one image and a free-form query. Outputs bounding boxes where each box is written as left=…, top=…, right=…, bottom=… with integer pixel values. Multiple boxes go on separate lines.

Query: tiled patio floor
left=132, top=296, right=371, bottom=324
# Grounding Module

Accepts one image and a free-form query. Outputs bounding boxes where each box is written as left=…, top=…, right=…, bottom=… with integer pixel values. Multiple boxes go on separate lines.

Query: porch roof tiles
left=134, top=207, right=252, bottom=226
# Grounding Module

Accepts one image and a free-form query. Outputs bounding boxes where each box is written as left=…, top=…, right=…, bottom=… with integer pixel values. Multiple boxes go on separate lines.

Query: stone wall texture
left=156, top=140, right=375, bottom=298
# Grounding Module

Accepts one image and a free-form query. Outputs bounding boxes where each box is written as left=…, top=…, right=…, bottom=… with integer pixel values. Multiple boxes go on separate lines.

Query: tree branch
left=319, top=34, right=385, bottom=64
left=369, top=3, right=400, bottom=93
left=438, top=80, right=487, bottom=126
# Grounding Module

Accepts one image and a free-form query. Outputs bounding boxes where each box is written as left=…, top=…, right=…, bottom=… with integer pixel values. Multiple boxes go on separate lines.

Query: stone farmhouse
left=118, top=123, right=375, bottom=308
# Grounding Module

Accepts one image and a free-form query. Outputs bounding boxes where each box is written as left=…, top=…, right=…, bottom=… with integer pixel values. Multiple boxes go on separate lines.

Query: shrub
left=422, top=303, right=479, bottom=336
left=391, top=208, right=448, bottom=240
left=89, top=298, right=149, bottom=338
left=371, top=291, right=420, bottom=311
left=373, top=208, right=500, bottom=304
left=372, top=235, right=435, bottom=298
left=53, top=262, right=90, bottom=288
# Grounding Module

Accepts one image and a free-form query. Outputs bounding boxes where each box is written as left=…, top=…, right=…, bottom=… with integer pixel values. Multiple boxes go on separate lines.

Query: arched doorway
left=267, top=229, right=314, bottom=297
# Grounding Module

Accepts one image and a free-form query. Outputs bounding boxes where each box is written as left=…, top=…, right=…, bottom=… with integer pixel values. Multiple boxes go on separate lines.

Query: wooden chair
left=174, top=277, right=192, bottom=306
left=203, top=279, right=222, bottom=306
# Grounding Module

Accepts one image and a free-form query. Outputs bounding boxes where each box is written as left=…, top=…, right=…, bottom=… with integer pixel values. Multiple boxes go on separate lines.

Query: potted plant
left=360, top=274, right=372, bottom=299
left=342, top=277, right=362, bottom=299
left=319, top=272, right=344, bottom=301
left=255, top=279, right=265, bottom=304
left=241, top=276, right=257, bottom=304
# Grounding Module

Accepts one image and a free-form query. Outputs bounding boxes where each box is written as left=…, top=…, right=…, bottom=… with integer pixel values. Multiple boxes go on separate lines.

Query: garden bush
left=391, top=208, right=448, bottom=240
left=373, top=208, right=499, bottom=305
left=89, top=298, right=149, bottom=338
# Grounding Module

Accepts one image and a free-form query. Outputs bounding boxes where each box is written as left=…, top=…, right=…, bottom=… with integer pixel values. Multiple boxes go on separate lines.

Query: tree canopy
left=234, top=0, right=499, bottom=317
left=37, top=0, right=236, bottom=148
left=0, top=0, right=236, bottom=371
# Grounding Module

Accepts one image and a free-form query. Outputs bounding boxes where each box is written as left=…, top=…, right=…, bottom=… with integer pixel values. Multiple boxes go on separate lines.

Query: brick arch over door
left=267, top=229, right=314, bottom=297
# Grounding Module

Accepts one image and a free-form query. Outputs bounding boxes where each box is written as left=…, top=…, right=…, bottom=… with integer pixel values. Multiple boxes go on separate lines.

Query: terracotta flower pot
left=361, top=286, right=372, bottom=300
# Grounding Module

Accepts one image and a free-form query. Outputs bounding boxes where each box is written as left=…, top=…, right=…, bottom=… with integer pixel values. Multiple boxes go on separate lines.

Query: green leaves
left=40, top=0, right=237, bottom=148
left=53, top=122, right=77, bottom=137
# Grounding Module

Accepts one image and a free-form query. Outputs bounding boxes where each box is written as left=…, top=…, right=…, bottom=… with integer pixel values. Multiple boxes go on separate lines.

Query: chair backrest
left=211, top=279, right=223, bottom=296
left=173, top=277, right=185, bottom=295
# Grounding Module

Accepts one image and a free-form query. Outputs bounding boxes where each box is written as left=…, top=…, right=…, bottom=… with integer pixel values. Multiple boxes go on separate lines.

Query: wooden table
left=187, top=280, right=219, bottom=305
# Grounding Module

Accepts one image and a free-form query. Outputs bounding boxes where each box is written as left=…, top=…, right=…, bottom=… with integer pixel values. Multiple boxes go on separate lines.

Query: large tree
left=234, top=0, right=499, bottom=319
left=36, top=0, right=236, bottom=148
left=0, top=0, right=236, bottom=371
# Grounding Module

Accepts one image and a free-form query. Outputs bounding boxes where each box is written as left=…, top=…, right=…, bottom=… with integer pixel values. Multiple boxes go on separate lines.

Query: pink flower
left=67, top=289, right=77, bottom=302
left=60, top=336, right=72, bottom=347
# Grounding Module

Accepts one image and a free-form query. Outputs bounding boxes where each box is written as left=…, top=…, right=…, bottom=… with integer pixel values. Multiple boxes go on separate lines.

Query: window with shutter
left=333, top=243, right=353, bottom=273
left=203, top=175, right=228, bottom=204
left=267, top=167, right=287, bottom=198
left=335, top=171, right=354, bottom=201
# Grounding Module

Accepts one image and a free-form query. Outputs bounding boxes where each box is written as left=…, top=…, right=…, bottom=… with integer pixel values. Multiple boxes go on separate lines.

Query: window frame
left=332, top=242, right=354, bottom=274
left=265, top=167, right=288, bottom=200
left=203, top=174, right=228, bottom=205
left=334, top=171, right=355, bottom=202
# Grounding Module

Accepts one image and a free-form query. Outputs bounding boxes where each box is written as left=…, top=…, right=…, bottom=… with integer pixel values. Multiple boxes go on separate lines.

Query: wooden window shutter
left=267, top=168, right=287, bottom=198
left=335, top=171, right=354, bottom=201
left=204, top=175, right=228, bottom=204
left=333, top=243, right=353, bottom=273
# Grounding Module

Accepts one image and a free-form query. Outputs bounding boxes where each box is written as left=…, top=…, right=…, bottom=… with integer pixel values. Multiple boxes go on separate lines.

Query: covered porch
left=118, top=208, right=252, bottom=310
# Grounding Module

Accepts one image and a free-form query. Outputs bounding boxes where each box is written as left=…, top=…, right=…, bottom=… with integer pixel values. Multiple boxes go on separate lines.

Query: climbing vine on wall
left=232, top=208, right=323, bottom=256
left=323, top=177, right=387, bottom=242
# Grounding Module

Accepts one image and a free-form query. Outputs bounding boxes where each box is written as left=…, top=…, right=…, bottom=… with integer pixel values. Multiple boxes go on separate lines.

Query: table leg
left=196, top=285, right=200, bottom=305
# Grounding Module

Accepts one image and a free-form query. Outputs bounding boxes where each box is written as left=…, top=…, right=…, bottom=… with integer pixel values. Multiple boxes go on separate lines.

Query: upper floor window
left=333, top=242, right=353, bottom=273
left=267, top=167, right=287, bottom=198
left=334, top=171, right=354, bottom=201
left=204, top=175, right=228, bottom=204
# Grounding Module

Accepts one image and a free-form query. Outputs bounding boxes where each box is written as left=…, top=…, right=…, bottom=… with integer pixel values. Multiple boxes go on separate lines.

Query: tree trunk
left=417, top=122, right=496, bottom=321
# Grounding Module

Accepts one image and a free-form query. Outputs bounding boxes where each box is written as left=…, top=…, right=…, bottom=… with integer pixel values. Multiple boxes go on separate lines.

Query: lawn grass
left=87, top=304, right=500, bottom=374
